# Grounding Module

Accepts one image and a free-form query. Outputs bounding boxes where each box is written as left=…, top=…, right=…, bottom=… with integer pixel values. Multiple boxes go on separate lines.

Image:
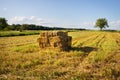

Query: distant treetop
left=95, top=18, right=109, bottom=30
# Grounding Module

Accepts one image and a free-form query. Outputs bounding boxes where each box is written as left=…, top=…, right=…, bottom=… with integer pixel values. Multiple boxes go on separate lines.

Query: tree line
left=0, top=18, right=86, bottom=31
left=0, top=18, right=66, bottom=31
left=0, top=17, right=109, bottom=31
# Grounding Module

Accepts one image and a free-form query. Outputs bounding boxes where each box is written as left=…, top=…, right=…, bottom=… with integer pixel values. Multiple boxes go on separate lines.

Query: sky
left=0, top=0, right=120, bottom=30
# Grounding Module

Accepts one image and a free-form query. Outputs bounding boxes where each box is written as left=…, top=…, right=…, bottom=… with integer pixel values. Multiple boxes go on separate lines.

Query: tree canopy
left=95, top=18, right=109, bottom=30
left=0, top=18, right=8, bottom=30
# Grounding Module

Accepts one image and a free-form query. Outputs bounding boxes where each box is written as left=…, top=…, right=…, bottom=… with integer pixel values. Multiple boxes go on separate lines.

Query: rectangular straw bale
left=68, top=36, right=72, bottom=41
left=47, top=32, right=51, bottom=37
left=67, top=36, right=72, bottom=47
left=38, top=37, right=49, bottom=43
left=50, top=41, right=63, bottom=48
left=38, top=31, right=72, bottom=51
left=38, top=43, right=43, bottom=48
left=55, top=42, right=63, bottom=47
left=43, top=31, right=47, bottom=37
left=49, top=36, right=62, bottom=43
left=52, top=31, right=57, bottom=36
left=40, top=31, right=49, bottom=37
left=47, top=32, right=50, bottom=36
left=57, top=31, right=68, bottom=37
left=40, top=32, right=45, bottom=37
left=37, top=38, right=40, bottom=42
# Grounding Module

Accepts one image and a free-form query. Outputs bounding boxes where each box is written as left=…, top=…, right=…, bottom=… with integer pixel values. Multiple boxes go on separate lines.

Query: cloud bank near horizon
left=8, top=16, right=120, bottom=30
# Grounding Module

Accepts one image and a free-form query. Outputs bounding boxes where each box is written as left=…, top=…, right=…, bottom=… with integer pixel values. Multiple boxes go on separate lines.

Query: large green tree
left=0, top=18, right=8, bottom=30
left=20, top=24, right=29, bottom=32
left=95, top=18, right=109, bottom=30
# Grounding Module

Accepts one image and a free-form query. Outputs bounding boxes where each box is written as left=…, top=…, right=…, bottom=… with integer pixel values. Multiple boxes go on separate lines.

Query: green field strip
left=72, top=32, right=99, bottom=42
left=85, top=33, right=106, bottom=47
left=101, top=33, right=119, bottom=52
left=82, top=33, right=104, bottom=47
left=73, top=33, right=101, bottom=47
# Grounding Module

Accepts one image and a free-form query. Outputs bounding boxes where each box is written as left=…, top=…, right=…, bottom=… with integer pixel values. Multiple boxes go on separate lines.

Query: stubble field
left=0, top=31, right=120, bottom=80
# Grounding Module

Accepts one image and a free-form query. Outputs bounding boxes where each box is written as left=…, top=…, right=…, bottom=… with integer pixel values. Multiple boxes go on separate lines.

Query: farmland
left=0, top=30, right=40, bottom=37
left=0, top=31, right=120, bottom=80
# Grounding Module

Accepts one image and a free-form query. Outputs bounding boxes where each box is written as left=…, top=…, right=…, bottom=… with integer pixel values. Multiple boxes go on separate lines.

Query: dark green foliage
left=0, top=31, right=40, bottom=37
left=0, top=18, right=8, bottom=30
left=95, top=18, right=109, bottom=30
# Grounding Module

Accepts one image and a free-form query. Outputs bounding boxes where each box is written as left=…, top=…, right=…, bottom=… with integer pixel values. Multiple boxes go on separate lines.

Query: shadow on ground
left=71, top=46, right=98, bottom=53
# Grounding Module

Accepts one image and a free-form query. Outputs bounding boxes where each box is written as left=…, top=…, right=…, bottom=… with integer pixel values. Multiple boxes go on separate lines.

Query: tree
left=0, top=18, right=8, bottom=30
left=12, top=24, right=21, bottom=30
left=95, top=18, right=109, bottom=30
left=20, top=24, right=28, bottom=32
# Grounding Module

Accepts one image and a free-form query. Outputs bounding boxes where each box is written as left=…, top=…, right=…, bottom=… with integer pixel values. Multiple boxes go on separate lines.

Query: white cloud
left=14, top=16, right=26, bottom=21
left=110, top=20, right=120, bottom=24
left=3, top=8, right=7, bottom=11
left=109, top=20, right=120, bottom=30
left=79, top=21, right=95, bottom=29
left=30, top=16, right=36, bottom=20
left=8, top=16, right=53, bottom=26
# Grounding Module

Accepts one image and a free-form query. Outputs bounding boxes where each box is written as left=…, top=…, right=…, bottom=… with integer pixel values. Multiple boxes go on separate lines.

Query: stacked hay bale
left=37, top=31, right=72, bottom=51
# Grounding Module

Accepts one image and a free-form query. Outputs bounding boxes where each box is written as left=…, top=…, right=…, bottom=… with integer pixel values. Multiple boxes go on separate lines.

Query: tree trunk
left=100, top=28, right=102, bottom=30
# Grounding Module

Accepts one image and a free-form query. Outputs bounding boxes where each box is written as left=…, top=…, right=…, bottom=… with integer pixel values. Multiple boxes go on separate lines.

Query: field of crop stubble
left=0, top=31, right=120, bottom=80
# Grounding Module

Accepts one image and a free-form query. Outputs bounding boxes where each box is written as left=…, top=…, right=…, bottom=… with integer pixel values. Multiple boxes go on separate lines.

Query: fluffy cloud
left=8, top=16, right=53, bottom=26
left=109, top=20, right=120, bottom=30
left=79, top=21, right=95, bottom=29
left=11, top=16, right=26, bottom=22
left=3, top=8, right=7, bottom=11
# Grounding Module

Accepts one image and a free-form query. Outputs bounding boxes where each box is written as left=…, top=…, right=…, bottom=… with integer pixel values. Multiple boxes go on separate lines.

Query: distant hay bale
left=37, top=31, right=72, bottom=51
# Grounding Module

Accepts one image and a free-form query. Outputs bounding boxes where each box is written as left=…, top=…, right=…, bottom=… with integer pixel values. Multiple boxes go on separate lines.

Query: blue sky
left=0, top=0, right=120, bottom=30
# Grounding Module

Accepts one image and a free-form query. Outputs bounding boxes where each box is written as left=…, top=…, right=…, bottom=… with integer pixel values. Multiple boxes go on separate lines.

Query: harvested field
left=0, top=31, right=120, bottom=80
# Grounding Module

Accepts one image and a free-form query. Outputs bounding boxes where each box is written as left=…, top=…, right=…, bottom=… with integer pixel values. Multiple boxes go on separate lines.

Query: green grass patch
left=0, top=30, right=40, bottom=37
left=13, top=44, right=39, bottom=53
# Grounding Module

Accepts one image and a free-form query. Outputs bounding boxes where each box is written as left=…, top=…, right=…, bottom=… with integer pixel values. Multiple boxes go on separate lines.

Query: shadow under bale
left=72, top=46, right=98, bottom=53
